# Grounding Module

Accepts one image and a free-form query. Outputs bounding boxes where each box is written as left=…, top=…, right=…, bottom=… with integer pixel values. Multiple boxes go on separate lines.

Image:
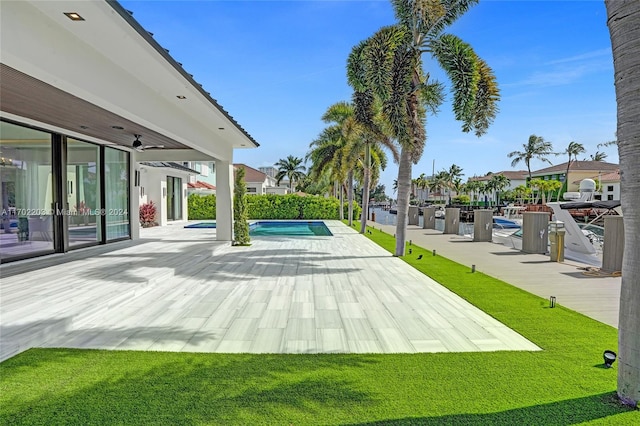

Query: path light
left=432, top=250, right=436, bottom=256
left=409, top=240, right=412, bottom=245
left=549, top=296, right=556, bottom=308
left=603, top=350, right=617, bottom=368
left=409, top=249, right=412, bottom=254
left=471, top=265, right=476, bottom=273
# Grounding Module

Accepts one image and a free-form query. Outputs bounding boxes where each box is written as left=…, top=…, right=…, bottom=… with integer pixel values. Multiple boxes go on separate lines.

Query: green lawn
left=1, top=225, right=638, bottom=425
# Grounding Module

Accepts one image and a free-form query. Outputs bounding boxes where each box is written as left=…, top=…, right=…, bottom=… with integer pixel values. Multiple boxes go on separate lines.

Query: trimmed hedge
left=187, top=193, right=361, bottom=220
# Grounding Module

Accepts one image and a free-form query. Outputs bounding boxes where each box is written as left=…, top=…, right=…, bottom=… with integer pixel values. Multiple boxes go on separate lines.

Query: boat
left=492, top=179, right=620, bottom=267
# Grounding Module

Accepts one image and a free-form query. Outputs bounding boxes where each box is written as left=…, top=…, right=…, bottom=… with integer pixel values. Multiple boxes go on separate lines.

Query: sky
left=121, top=0, right=619, bottom=196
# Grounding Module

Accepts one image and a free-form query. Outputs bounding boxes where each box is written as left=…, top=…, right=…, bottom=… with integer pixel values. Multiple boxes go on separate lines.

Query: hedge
left=188, top=193, right=361, bottom=220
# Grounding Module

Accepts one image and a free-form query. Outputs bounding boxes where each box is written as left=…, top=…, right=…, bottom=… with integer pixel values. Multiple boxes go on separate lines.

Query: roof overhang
left=0, top=1, right=258, bottom=162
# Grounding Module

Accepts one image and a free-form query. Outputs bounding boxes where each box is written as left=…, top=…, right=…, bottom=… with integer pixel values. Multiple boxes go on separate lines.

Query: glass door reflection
left=66, top=139, right=100, bottom=247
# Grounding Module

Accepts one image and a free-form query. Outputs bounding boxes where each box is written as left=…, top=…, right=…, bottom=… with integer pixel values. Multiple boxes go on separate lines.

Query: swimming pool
left=251, top=221, right=332, bottom=236
left=185, top=220, right=332, bottom=236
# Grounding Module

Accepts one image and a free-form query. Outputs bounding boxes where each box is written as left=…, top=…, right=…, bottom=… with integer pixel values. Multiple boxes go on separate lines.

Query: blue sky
left=121, top=0, right=618, bottom=195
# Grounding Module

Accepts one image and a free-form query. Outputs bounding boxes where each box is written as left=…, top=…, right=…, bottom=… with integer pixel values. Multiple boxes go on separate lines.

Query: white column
left=215, top=160, right=234, bottom=241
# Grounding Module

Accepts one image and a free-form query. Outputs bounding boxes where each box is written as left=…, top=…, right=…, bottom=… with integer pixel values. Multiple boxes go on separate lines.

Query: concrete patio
left=0, top=221, right=539, bottom=361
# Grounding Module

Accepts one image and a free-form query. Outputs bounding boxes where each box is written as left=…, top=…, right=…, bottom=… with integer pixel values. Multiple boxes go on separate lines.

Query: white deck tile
left=0, top=220, right=542, bottom=360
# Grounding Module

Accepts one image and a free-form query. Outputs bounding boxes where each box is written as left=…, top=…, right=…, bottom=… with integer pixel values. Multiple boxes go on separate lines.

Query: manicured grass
left=1, top=224, right=638, bottom=425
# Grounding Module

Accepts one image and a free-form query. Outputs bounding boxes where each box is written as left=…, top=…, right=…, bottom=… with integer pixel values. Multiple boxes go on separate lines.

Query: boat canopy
left=559, top=200, right=621, bottom=210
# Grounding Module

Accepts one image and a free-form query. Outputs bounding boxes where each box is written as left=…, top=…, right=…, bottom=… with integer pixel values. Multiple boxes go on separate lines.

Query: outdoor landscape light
left=603, top=350, right=617, bottom=368
left=549, top=296, right=556, bottom=308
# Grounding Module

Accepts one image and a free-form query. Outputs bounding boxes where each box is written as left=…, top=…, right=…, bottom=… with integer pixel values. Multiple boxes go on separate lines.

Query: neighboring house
left=187, top=180, right=216, bottom=196
left=467, top=170, right=528, bottom=203
left=234, top=164, right=290, bottom=195
left=184, top=161, right=216, bottom=187
left=597, top=170, right=621, bottom=201
left=530, top=161, right=619, bottom=198
left=0, top=1, right=258, bottom=264
left=258, top=165, right=291, bottom=190
left=139, top=162, right=198, bottom=226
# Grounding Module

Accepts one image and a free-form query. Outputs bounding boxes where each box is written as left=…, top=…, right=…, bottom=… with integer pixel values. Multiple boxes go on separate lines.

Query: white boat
left=492, top=179, right=621, bottom=267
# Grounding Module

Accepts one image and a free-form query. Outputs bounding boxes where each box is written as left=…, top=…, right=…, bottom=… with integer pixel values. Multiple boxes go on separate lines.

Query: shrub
left=233, top=168, right=250, bottom=245
left=139, top=201, right=158, bottom=227
left=452, top=194, right=471, bottom=205
left=188, top=194, right=216, bottom=220
left=188, top=193, right=360, bottom=221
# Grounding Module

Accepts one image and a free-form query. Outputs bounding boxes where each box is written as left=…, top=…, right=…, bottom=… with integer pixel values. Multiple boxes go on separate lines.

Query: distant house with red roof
left=234, top=164, right=290, bottom=195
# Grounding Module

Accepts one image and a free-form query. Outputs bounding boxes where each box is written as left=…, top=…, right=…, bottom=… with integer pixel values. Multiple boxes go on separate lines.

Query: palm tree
left=275, top=155, right=306, bottom=191
left=508, top=135, right=554, bottom=180
left=513, top=184, right=531, bottom=205
left=488, top=174, right=510, bottom=205
left=605, top=0, right=640, bottom=407
left=557, top=141, right=585, bottom=192
left=444, top=164, right=464, bottom=204
left=347, top=0, right=499, bottom=256
left=590, top=151, right=608, bottom=161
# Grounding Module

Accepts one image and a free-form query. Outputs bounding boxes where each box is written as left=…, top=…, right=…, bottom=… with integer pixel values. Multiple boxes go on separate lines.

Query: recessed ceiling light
left=64, top=12, right=84, bottom=21
left=111, top=126, right=124, bottom=130
left=79, top=125, right=89, bottom=129
left=177, top=95, right=187, bottom=99
left=218, top=127, right=225, bottom=130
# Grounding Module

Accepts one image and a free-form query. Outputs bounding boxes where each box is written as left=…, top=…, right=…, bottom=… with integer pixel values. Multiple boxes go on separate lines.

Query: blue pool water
left=185, top=221, right=332, bottom=236
left=250, top=221, right=332, bottom=236
left=184, top=222, right=216, bottom=229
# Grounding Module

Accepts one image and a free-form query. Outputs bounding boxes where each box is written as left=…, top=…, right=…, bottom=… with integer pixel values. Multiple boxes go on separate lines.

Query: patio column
left=130, top=151, right=140, bottom=239
left=215, top=160, right=234, bottom=241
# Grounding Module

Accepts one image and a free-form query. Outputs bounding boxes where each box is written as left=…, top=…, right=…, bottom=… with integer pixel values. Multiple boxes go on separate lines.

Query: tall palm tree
left=347, top=0, right=499, bottom=256
left=488, top=174, right=510, bottom=205
left=557, top=141, right=585, bottom=192
left=606, top=0, right=640, bottom=407
left=275, top=155, right=306, bottom=191
left=444, top=164, right=464, bottom=204
left=507, top=135, right=554, bottom=180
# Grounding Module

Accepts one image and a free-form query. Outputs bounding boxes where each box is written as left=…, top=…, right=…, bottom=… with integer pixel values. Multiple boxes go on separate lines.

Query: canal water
left=369, top=207, right=472, bottom=235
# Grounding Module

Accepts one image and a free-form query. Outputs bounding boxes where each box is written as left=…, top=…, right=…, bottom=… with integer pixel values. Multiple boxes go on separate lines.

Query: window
left=247, top=187, right=257, bottom=193
left=607, top=185, right=614, bottom=192
left=608, top=194, right=614, bottom=201
left=104, top=147, right=130, bottom=240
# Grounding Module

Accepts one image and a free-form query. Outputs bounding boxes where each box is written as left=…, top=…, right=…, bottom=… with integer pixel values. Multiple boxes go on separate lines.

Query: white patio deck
left=0, top=220, right=539, bottom=362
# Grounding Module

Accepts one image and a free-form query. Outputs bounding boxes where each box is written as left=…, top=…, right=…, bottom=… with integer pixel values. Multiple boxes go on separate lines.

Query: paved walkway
left=369, top=221, right=621, bottom=328
left=0, top=221, right=539, bottom=362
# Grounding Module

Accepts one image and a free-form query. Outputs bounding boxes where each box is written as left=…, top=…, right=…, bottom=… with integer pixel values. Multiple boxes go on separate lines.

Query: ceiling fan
left=132, top=134, right=164, bottom=152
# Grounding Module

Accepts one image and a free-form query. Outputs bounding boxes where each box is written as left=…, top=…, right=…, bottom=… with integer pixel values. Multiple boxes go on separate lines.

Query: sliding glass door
left=105, top=147, right=130, bottom=240
left=67, top=138, right=100, bottom=247
left=0, top=122, right=54, bottom=261
left=166, top=176, right=182, bottom=221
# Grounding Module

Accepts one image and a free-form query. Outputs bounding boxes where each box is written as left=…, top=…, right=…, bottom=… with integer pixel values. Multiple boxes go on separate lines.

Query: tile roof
left=187, top=181, right=216, bottom=190
left=234, top=163, right=269, bottom=183
left=600, top=170, right=620, bottom=182
left=531, top=161, right=619, bottom=176
left=468, top=170, right=528, bottom=182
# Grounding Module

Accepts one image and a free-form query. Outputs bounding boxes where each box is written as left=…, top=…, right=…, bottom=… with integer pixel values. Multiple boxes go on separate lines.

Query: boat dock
left=368, top=221, right=621, bottom=328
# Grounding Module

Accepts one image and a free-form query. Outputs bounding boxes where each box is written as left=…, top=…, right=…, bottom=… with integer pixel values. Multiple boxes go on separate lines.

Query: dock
left=368, top=221, right=621, bottom=328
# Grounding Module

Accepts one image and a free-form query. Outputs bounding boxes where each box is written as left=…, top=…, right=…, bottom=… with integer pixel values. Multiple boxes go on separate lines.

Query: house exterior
left=139, top=162, right=198, bottom=226
left=234, top=164, right=290, bottom=195
left=598, top=170, right=621, bottom=201
left=0, top=1, right=258, bottom=263
left=467, top=170, right=528, bottom=204
left=530, top=161, right=619, bottom=198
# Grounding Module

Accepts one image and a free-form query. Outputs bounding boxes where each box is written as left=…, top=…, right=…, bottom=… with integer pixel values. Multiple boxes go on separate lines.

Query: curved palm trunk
left=394, top=148, right=412, bottom=256
left=360, top=143, right=371, bottom=234
left=607, top=0, right=640, bottom=408
left=347, top=170, right=354, bottom=226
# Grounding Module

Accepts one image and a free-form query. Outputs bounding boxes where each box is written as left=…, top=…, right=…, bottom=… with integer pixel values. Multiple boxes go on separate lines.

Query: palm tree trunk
left=394, top=147, right=412, bottom=256
left=339, top=182, right=344, bottom=220
left=606, top=0, right=640, bottom=408
left=347, top=170, right=354, bottom=226
left=360, top=143, right=371, bottom=234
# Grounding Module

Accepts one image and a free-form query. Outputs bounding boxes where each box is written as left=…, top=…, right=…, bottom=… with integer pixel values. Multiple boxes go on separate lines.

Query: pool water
left=184, top=222, right=216, bottom=228
left=250, top=221, right=332, bottom=236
